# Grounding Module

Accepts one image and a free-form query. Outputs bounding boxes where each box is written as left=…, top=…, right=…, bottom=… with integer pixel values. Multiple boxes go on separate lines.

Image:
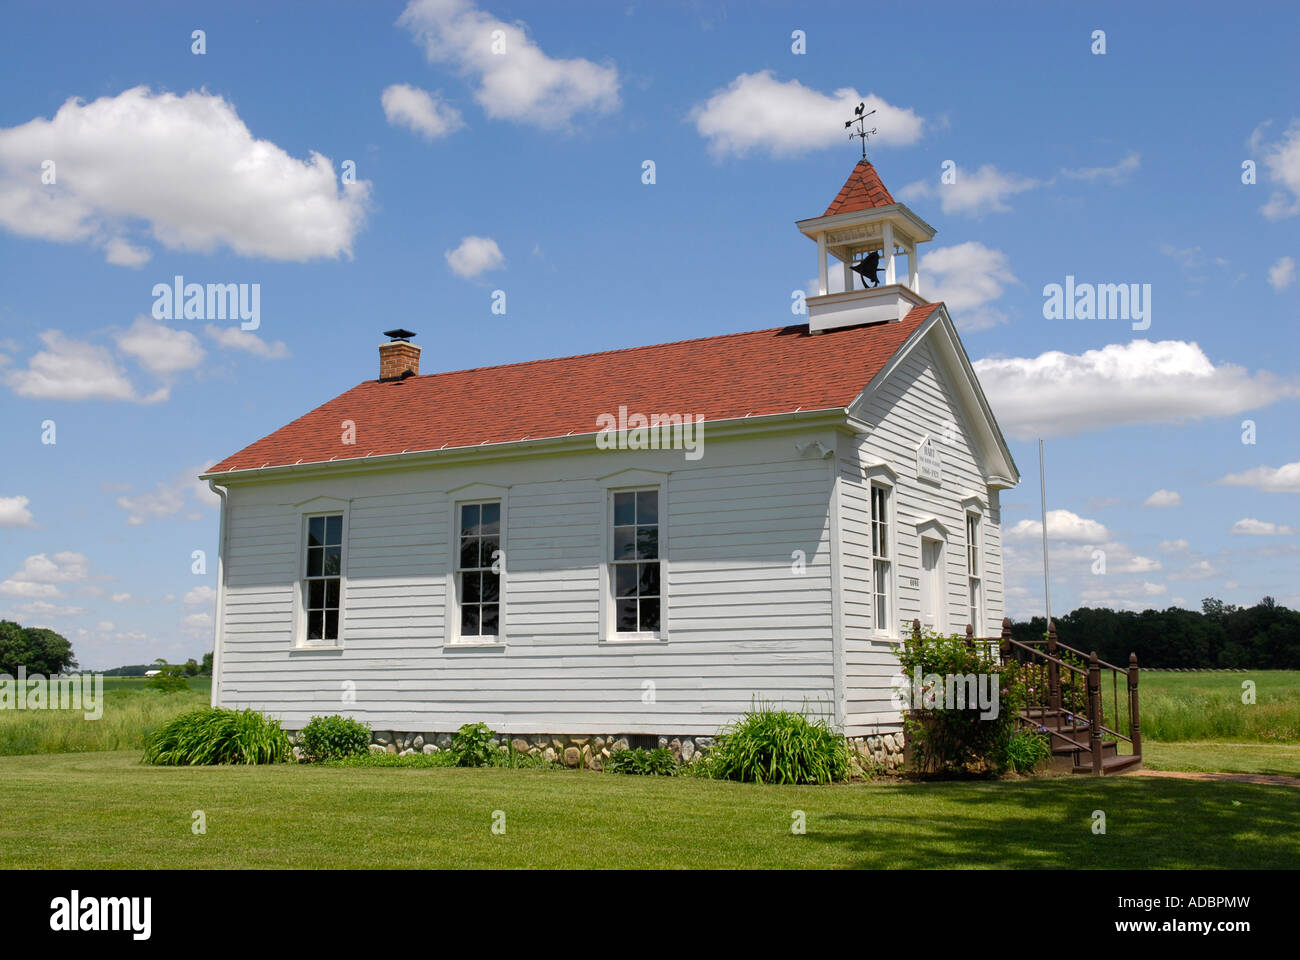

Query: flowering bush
left=895, top=629, right=1030, bottom=776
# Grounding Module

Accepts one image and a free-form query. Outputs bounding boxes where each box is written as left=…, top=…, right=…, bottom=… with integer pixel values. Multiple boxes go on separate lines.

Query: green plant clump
left=449, top=722, right=498, bottom=767
left=700, top=704, right=850, bottom=784
left=142, top=707, right=291, bottom=765
left=606, top=746, right=679, bottom=776
left=1001, top=730, right=1052, bottom=774
left=299, top=714, right=371, bottom=761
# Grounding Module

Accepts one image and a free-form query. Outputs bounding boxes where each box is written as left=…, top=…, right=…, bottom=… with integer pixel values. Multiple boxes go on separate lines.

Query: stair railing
left=984, top=618, right=1141, bottom=770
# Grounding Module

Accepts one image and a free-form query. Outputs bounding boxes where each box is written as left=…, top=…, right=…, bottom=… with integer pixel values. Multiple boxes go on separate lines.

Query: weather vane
left=844, top=102, right=877, bottom=160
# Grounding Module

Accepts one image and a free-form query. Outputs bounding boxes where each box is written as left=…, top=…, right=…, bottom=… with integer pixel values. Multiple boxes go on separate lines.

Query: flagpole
left=1039, top=438, right=1052, bottom=631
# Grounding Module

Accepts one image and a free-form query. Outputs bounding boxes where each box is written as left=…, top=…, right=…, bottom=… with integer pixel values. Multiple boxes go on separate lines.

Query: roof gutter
left=200, top=407, right=852, bottom=485
left=206, top=479, right=228, bottom=709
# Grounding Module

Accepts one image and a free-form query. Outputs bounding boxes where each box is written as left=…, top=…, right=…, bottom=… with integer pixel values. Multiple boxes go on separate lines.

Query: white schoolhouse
left=202, top=161, right=1020, bottom=763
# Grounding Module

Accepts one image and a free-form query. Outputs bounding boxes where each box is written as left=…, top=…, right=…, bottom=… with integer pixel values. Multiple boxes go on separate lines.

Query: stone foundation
left=287, top=730, right=714, bottom=771
left=847, top=731, right=906, bottom=773
left=287, top=728, right=903, bottom=774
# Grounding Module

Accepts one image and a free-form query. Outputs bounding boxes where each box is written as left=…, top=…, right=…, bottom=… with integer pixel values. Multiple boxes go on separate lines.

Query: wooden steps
left=1021, top=707, right=1141, bottom=776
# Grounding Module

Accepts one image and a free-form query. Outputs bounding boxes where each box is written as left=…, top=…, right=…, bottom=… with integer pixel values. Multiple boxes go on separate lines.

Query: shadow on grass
left=808, top=777, right=1300, bottom=869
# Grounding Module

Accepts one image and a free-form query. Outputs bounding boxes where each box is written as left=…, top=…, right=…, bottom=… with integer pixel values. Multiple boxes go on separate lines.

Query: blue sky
left=1, top=0, right=1297, bottom=668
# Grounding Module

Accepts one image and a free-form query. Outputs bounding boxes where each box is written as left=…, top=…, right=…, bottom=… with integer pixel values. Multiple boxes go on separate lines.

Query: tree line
left=1009, top=597, right=1300, bottom=669
left=1, top=620, right=212, bottom=676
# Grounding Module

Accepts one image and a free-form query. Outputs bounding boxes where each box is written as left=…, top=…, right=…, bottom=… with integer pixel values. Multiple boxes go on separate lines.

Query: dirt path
left=1133, top=769, right=1300, bottom=787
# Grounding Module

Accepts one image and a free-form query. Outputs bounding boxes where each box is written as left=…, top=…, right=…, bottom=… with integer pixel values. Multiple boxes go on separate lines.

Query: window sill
left=601, top=633, right=667, bottom=644
left=291, top=644, right=344, bottom=653
left=446, top=640, right=506, bottom=650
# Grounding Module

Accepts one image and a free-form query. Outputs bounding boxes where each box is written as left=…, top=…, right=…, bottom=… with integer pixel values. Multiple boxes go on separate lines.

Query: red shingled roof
left=207, top=304, right=941, bottom=475
left=824, top=160, right=895, bottom=217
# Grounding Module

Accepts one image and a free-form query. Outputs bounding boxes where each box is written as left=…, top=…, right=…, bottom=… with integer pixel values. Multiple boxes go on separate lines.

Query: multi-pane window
left=304, top=514, right=342, bottom=643
left=870, top=484, right=892, bottom=634
left=967, top=512, right=982, bottom=631
left=612, top=489, right=660, bottom=634
left=457, top=502, right=501, bottom=638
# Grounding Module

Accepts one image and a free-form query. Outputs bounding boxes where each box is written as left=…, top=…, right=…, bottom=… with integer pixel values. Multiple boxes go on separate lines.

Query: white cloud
left=183, top=612, right=212, bottom=628
left=689, top=72, right=922, bottom=159
left=919, top=242, right=1018, bottom=331
left=104, top=236, right=151, bottom=267
left=4, top=330, right=168, bottom=403
left=11, top=600, right=84, bottom=618
left=1143, top=489, right=1181, bottom=508
left=1006, top=509, right=1110, bottom=544
left=1157, top=539, right=1189, bottom=552
left=1169, top=559, right=1217, bottom=581
left=1268, top=255, right=1295, bottom=291
left=0, top=86, right=370, bottom=263
left=0, top=495, right=36, bottom=528
left=445, top=235, right=504, bottom=278
left=115, top=317, right=204, bottom=376
left=898, top=164, right=1038, bottom=216
left=1257, top=120, right=1300, bottom=220
left=115, top=466, right=218, bottom=525
left=110, top=592, right=132, bottom=603
left=204, top=324, right=289, bottom=360
left=0, top=551, right=89, bottom=598
left=1060, top=152, right=1140, bottom=183
left=1231, top=518, right=1297, bottom=536
left=381, top=83, right=464, bottom=140
left=1216, top=461, right=1300, bottom=494
left=398, top=0, right=619, bottom=130
left=974, top=340, right=1300, bottom=439
left=183, top=586, right=217, bottom=606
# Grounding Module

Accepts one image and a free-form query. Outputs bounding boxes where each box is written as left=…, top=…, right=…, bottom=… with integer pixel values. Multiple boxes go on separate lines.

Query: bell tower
left=797, top=159, right=936, bottom=332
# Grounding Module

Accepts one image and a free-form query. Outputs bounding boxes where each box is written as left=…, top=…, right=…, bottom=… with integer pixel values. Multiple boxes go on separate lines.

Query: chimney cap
left=383, top=328, right=417, bottom=341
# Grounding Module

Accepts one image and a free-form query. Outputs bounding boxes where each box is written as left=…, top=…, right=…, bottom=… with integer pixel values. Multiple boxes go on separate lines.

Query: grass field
left=0, top=678, right=209, bottom=756
left=0, top=750, right=1295, bottom=869
left=1136, top=670, right=1300, bottom=742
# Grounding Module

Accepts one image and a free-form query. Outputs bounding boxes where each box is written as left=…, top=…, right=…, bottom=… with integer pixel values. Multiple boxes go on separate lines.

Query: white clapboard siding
left=839, top=338, right=1006, bottom=735
left=215, top=434, right=840, bottom=734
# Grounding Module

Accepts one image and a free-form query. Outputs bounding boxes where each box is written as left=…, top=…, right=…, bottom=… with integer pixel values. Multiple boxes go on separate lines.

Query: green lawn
left=0, top=751, right=1295, bottom=869
left=1142, top=741, right=1300, bottom=777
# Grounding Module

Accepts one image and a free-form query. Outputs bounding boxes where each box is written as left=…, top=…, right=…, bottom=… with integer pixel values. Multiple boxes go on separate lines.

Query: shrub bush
left=449, top=722, right=498, bottom=767
left=606, top=747, right=679, bottom=776
left=146, top=671, right=189, bottom=692
left=896, top=629, right=1028, bottom=776
left=701, top=704, right=850, bottom=784
left=1001, top=730, right=1052, bottom=774
left=142, top=707, right=291, bottom=765
left=299, top=714, right=371, bottom=761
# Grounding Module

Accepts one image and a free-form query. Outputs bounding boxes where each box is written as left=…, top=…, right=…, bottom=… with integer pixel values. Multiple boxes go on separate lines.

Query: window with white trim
left=966, top=511, right=982, bottom=631
left=303, top=513, right=342, bottom=643
left=870, top=483, right=892, bottom=634
left=611, top=489, right=660, bottom=634
left=457, top=501, right=501, bottom=638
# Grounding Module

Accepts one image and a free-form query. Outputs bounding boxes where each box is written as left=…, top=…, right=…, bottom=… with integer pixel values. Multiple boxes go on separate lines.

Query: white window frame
left=292, top=500, right=350, bottom=650
left=966, top=509, right=983, bottom=634
left=445, top=484, right=509, bottom=647
left=597, top=470, right=669, bottom=643
left=868, top=478, right=896, bottom=639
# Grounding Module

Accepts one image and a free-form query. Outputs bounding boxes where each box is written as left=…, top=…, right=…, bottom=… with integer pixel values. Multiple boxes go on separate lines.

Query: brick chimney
left=379, top=329, right=420, bottom=380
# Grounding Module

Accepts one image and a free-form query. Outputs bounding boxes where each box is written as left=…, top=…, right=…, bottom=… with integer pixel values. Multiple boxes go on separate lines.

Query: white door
left=920, top=538, right=944, bottom=633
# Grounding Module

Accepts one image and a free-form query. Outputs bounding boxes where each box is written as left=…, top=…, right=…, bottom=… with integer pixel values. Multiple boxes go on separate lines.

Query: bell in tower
left=797, top=156, right=936, bottom=333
